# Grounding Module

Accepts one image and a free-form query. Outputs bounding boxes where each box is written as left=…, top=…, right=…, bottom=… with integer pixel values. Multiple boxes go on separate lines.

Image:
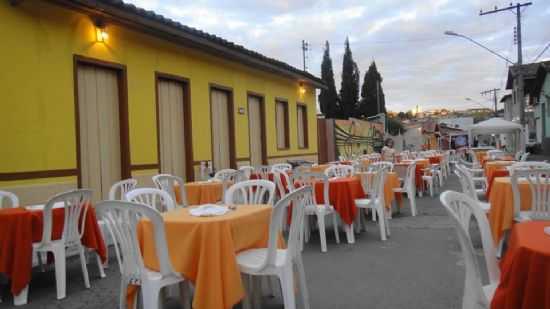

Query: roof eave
left=48, top=0, right=326, bottom=89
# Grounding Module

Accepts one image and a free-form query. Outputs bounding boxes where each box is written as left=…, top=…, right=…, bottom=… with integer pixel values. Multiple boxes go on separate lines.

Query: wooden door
left=248, top=95, right=265, bottom=166
left=157, top=79, right=187, bottom=179
left=211, top=89, right=232, bottom=170
left=77, top=64, right=121, bottom=201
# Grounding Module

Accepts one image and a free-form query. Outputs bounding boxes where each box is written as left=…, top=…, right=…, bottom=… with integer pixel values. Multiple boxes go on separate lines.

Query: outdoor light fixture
left=299, top=82, right=306, bottom=95
left=96, top=26, right=108, bottom=43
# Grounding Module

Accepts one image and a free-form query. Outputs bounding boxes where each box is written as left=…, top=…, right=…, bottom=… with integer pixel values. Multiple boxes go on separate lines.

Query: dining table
left=0, top=204, right=106, bottom=304
left=484, top=161, right=514, bottom=198
left=133, top=204, right=276, bottom=309
left=175, top=180, right=224, bottom=205
left=491, top=221, right=550, bottom=309
left=488, top=177, right=536, bottom=244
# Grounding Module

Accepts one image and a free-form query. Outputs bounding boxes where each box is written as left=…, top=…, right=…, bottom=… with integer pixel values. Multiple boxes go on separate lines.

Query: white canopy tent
left=468, top=118, right=525, bottom=152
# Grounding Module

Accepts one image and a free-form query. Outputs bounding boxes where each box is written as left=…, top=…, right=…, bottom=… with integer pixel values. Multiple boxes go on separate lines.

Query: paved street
left=0, top=175, right=475, bottom=309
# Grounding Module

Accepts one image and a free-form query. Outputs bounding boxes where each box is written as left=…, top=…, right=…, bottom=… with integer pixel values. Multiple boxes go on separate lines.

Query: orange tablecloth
left=313, top=176, right=364, bottom=225
left=427, top=155, right=442, bottom=164
left=488, top=178, right=534, bottom=243
left=474, top=150, right=487, bottom=164
left=482, top=155, right=515, bottom=168
left=177, top=181, right=224, bottom=205
left=136, top=205, right=274, bottom=309
left=485, top=161, right=514, bottom=198
left=491, top=221, right=550, bottom=309
left=355, top=172, right=402, bottom=209
left=0, top=206, right=106, bottom=296
left=309, top=164, right=330, bottom=173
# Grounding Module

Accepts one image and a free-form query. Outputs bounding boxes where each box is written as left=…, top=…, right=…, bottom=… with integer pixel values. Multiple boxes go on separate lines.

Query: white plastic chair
left=511, top=167, right=550, bottom=221
left=109, top=179, right=137, bottom=201
left=508, top=161, right=550, bottom=172
left=354, top=168, right=390, bottom=241
left=224, top=180, right=276, bottom=205
left=392, top=162, right=417, bottom=216
left=95, top=201, right=191, bottom=309
left=237, top=186, right=311, bottom=309
left=271, top=163, right=292, bottom=173
left=214, top=168, right=238, bottom=181
left=273, top=170, right=294, bottom=199
left=458, top=164, right=487, bottom=190
left=254, top=165, right=272, bottom=180
left=367, top=161, right=394, bottom=172
left=454, top=165, right=490, bottom=213
left=239, top=166, right=255, bottom=180
left=0, top=190, right=19, bottom=208
left=31, top=189, right=105, bottom=301
left=324, top=164, right=354, bottom=178
left=125, top=188, right=176, bottom=213
left=519, top=152, right=530, bottom=161
left=152, top=174, right=187, bottom=207
left=439, top=191, right=499, bottom=309
left=487, top=149, right=505, bottom=160
left=292, top=172, right=340, bottom=252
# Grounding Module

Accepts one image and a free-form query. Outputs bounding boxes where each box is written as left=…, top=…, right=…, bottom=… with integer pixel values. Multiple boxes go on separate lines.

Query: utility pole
left=376, top=80, right=380, bottom=114
left=481, top=88, right=500, bottom=116
left=480, top=2, right=532, bottom=125
left=301, top=40, right=309, bottom=71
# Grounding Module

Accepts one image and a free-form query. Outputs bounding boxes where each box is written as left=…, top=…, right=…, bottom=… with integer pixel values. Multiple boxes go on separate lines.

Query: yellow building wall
left=0, top=2, right=318, bottom=191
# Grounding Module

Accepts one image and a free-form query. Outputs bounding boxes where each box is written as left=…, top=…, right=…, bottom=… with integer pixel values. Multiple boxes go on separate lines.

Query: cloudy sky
left=126, top=0, right=550, bottom=112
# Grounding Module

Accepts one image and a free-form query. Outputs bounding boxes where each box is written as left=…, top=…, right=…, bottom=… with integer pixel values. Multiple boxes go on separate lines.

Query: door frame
left=209, top=84, right=236, bottom=169
left=155, top=72, right=195, bottom=181
left=73, top=55, right=131, bottom=188
left=247, top=91, right=267, bottom=165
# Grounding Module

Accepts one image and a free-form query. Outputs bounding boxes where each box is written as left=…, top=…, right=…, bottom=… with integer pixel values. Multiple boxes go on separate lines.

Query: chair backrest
left=292, top=171, right=329, bottom=208
left=509, top=161, right=550, bottom=172
left=467, top=149, right=481, bottom=167
left=40, top=189, right=92, bottom=245
left=152, top=174, right=187, bottom=207
left=402, top=162, right=417, bottom=193
left=238, top=166, right=255, bottom=180
left=368, top=161, right=394, bottom=172
left=520, top=152, right=530, bottom=161
left=487, top=149, right=505, bottom=160
left=324, top=164, right=354, bottom=178
left=125, top=188, right=176, bottom=213
left=109, top=178, right=138, bottom=201
left=455, top=165, right=481, bottom=202
left=510, top=168, right=550, bottom=219
left=224, top=179, right=276, bottom=205
left=262, top=186, right=310, bottom=269
left=273, top=170, right=294, bottom=198
left=0, top=190, right=19, bottom=208
left=358, top=168, right=386, bottom=208
left=214, top=169, right=238, bottom=181
left=95, top=201, right=179, bottom=283
left=254, top=165, right=272, bottom=180
left=271, top=163, right=292, bottom=173
left=440, top=191, right=500, bottom=307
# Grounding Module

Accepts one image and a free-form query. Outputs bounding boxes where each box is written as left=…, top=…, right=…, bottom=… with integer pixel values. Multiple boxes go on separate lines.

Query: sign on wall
left=334, top=118, right=384, bottom=158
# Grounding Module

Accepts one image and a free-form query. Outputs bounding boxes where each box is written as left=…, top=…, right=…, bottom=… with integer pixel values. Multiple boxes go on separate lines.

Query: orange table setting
left=0, top=205, right=106, bottom=301
left=134, top=204, right=276, bottom=309
left=481, top=155, right=515, bottom=168
left=176, top=181, right=224, bottom=205
left=488, top=177, right=537, bottom=243
left=491, top=221, right=550, bottom=309
left=484, top=161, right=514, bottom=198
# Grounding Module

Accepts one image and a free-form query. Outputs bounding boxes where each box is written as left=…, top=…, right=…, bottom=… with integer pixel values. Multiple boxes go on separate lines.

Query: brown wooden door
left=211, top=89, right=233, bottom=170
left=248, top=96, right=265, bottom=166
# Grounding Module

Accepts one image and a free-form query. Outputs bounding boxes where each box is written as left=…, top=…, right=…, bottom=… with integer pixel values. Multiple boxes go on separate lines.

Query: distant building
left=437, top=117, right=474, bottom=130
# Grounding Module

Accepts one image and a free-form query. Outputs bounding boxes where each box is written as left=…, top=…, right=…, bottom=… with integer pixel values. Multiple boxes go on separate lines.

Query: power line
left=533, top=41, right=550, bottom=62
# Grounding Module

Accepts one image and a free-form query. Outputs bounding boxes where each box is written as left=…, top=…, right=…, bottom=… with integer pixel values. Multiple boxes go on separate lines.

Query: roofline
left=46, top=0, right=327, bottom=89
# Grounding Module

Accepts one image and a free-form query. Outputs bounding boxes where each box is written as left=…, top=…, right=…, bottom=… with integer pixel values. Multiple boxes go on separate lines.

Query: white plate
left=189, top=204, right=229, bottom=217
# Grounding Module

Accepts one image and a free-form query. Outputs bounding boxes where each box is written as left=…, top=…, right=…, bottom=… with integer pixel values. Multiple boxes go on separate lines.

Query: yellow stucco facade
left=0, top=2, right=318, bottom=203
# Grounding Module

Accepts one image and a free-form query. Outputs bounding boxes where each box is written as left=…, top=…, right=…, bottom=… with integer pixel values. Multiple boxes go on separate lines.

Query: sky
left=125, top=0, right=550, bottom=112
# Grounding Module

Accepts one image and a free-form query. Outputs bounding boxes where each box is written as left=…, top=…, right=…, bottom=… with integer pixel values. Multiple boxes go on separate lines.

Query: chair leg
left=409, top=193, right=417, bottom=217
left=241, top=275, right=252, bottom=309
left=141, top=283, right=161, bottom=309
left=331, top=213, right=340, bottom=244
left=279, top=266, right=296, bottom=309
left=119, top=278, right=129, bottom=309
left=52, top=248, right=67, bottom=299
left=78, top=246, right=91, bottom=289
left=371, top=208, right=377, bottom=221
left=377, top=207, right=387, bottom=241
left=96, top=252, right=106, bottom=278
left=295, top=256, right=310, bottom=309
left=179, top=281, right=192, bottom=309
left=317, top=214, right=327, bottom=252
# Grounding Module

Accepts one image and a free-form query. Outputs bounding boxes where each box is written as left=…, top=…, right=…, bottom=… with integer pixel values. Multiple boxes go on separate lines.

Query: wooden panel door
left=211, top=89, right=231, bottom=170
left=248, top=96, right=265, bottom=166
left=77, top=64, right=121, bottom=201
left=157, top=79, right=187, bottom=179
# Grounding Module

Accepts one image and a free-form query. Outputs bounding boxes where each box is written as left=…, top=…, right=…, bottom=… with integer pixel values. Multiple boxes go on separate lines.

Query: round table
left=175, top=181, right=224, bottom=205
left=488, top=177, right=534, bottom=243
left=491, top=221, right=550, bottom=309
left=135, top=205, right=274, bottom=309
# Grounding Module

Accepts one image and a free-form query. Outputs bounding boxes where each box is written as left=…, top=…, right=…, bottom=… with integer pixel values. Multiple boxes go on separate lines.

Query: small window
left=276, top=100, right=289, bottom=149
left=297, top=104, right=308, bottom=148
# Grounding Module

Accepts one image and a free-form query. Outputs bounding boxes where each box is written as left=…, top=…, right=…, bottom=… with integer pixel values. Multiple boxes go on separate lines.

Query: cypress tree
left=359, top=61, right=386, bottom=117
left=318, top=41, right=340, bottom=118
left=340, top=38, right=360, bottom=118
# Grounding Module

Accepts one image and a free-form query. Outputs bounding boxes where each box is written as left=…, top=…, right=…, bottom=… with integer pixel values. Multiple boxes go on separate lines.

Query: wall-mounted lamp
left=95, top=26, right=109, bottom=43
left=299, top=82, right=306, bottom=95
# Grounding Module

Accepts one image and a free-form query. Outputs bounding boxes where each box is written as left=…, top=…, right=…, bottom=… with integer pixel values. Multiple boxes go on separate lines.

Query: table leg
left=13, top=285, right=28, bottom=306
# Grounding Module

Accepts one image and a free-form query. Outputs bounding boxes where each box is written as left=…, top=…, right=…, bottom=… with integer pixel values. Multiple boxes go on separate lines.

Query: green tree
left=358, top=61, right=386, bottom=117
left=318, top=41, right=340, bottom=118
left=339, top=38, right=360, bottom=118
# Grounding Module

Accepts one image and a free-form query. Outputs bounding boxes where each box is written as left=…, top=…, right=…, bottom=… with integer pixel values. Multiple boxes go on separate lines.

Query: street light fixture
left=444, top=30, right=514, bottom=65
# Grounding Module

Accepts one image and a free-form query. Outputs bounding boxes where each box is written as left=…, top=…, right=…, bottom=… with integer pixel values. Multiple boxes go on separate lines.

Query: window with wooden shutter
left=276, top=100, right=289, bottom=149
left=297, top=104, right=308, bottom=148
